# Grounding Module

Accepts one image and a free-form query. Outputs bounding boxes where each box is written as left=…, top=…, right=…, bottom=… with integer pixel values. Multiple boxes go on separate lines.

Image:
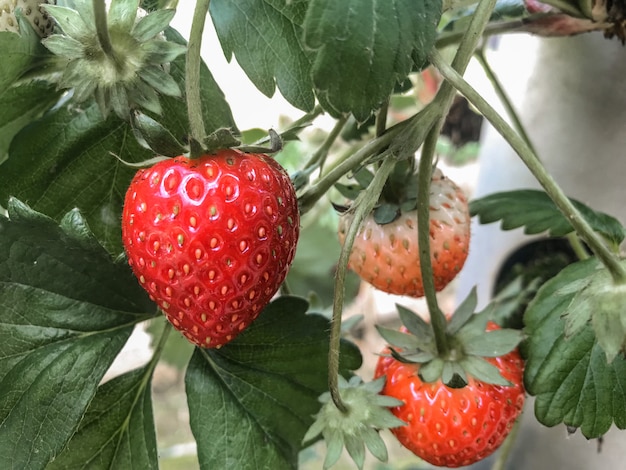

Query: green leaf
left=0, top=20, right=49, bottom=89
left=0, top=103, right=152, bottom=254
left=185, top=296, right=362, bottom=470
left=0, top=28, right=236, bottom=255
left=210, top=0, right=315, bottom=112
left=303, top=0, right=441, bottom=120
left=0, top=200, right=155, bottom=469
left=524, top=257, right=626, bottom=438
left=470, top=190, right=626, bottom=247
left=48, top=366, right=158, bottom=470
left=0, top=81, right=62, bottom=163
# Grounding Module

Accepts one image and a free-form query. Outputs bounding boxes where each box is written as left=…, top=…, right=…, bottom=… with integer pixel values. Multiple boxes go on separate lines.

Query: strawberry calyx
left=303, top=375, right=406, bottom=470
left=41, top=0, right=185, bottom=119
left=376, top=288, right=525, bottom=388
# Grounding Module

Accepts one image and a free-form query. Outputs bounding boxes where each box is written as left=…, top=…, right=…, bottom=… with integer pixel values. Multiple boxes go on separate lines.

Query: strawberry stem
left=328, top=155, right=397, bottom=413
left=186, top=0, right=211, bottom=158
left=412, top=0, right=499, bottom=356
left=92, top=0, right=119, bottom=67
left=417, top=127, right=450, bottom=355
left=298, top=105, right=439, bottom=214
left=429, top=50, right=626, bottom=285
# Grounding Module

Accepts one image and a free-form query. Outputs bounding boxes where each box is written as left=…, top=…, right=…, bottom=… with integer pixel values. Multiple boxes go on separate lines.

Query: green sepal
left=108, top=0, right=140, bottom=33
left=203, top=127, right=241, bottom=153
left=140, top=39, right=186, bottom=63
left=462, top=329, right=524, bottom=357
left=137, top=65, right=181, bottom=97
left=447, top=286, right=478, bottom=334
left=132, top=8, right=177, bottom=42
left=373, top=203, right=400, bottom=224
left=131, top=111, right=187, bottom=157
left=128, top=78, right=162, bottom=115
left=396, top=304, right=434, bottom=343
left=41, top=34, right=84, bottom=59
left=419, top=357, right=444, bottom=383
left=304, top=375, right=404, bottom=470
left=43, top=5, right=91, bottom=41
left=458, top=355, right=511, bottom=386
left=442, top=361, right=468, bottom=388
left=375, top=326, right=421, bottom=350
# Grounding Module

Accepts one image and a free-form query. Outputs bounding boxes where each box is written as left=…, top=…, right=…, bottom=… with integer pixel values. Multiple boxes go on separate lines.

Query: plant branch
left=186, top=0, right=211, bottom=158
left=328, top=155, right=397, bottom=413
left=430, top=49, right=626, bottom=284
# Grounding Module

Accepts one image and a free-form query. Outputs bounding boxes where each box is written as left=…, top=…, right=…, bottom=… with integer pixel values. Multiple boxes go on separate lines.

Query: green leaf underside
left=209, top=0, right=315, bottom=113
left=48, top=367, right=158, bottom=470
left=185, top=296, right=362, bottom=470
left=524, top=257, right=626, bottom=437
left=0, top=201, right=155, bottom=468
left=303, top=0, right=441, bottom=120
left=470, top=190, right=625, bottom=246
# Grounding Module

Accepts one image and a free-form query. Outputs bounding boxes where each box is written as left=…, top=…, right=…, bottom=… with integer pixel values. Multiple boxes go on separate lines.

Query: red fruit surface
left=338, top=169, right=470, bottom=297
left=374, top=323, right=525, bottom=468
left=121, top=149, right=299, bottom=348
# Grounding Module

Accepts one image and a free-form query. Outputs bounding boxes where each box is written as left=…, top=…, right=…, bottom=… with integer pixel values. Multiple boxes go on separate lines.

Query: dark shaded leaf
left=48, top=367, right=158, bottom=470
left=0, top=200, right=154, bottom=469
left=185, top=296, right=362, bottom=470
left=303, top=0, right=442, bottom=120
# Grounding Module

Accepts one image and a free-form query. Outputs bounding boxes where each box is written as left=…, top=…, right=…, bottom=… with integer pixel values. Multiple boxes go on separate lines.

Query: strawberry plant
left=2, top=0, right=626, bottom=469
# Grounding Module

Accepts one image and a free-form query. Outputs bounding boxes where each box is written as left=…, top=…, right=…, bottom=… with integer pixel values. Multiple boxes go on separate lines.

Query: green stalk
left=302, top=115, right=349, bottom=173
left=328, top=155, right=397, bottom=412
left=412, top=0, right=499, bottom=356
left=475, top=47, right=590, bottom=261
left=298, top=105, right=439, bottom=215
left=375, top=98, right=390, bottom=138
left=430, top=49, right=626, bottom=284
left=186, top=0, right=211, bottom=158
left=93, top=0, right=112, bottom=54
left=92, top=0, right=117, bottom=62
left=418, top=125, right=449, bottom=355
left=474, top=47, right=536, bottom=156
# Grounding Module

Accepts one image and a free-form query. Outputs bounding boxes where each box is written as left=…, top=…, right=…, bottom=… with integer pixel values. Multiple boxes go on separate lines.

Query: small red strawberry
left=374, top=322, right=525, bottom=468
left=337, top=168, right=470, bottom=297
left=121, top=149, right=299, bottom=348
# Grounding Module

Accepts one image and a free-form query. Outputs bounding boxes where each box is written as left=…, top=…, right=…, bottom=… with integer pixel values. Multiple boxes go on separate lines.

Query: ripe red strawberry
left=374, top=322, right=525, bottom=468
left=121, top=149, right=299, bottom=348
left=337, top=168, right=470, bottom=297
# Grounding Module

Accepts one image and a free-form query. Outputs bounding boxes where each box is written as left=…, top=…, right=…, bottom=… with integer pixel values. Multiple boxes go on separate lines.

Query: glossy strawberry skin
left=121, top=149, right=299, bottom=348
left=374, top=324, right=525, bottom=468
left=338, top=169, right=470, bottom=298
